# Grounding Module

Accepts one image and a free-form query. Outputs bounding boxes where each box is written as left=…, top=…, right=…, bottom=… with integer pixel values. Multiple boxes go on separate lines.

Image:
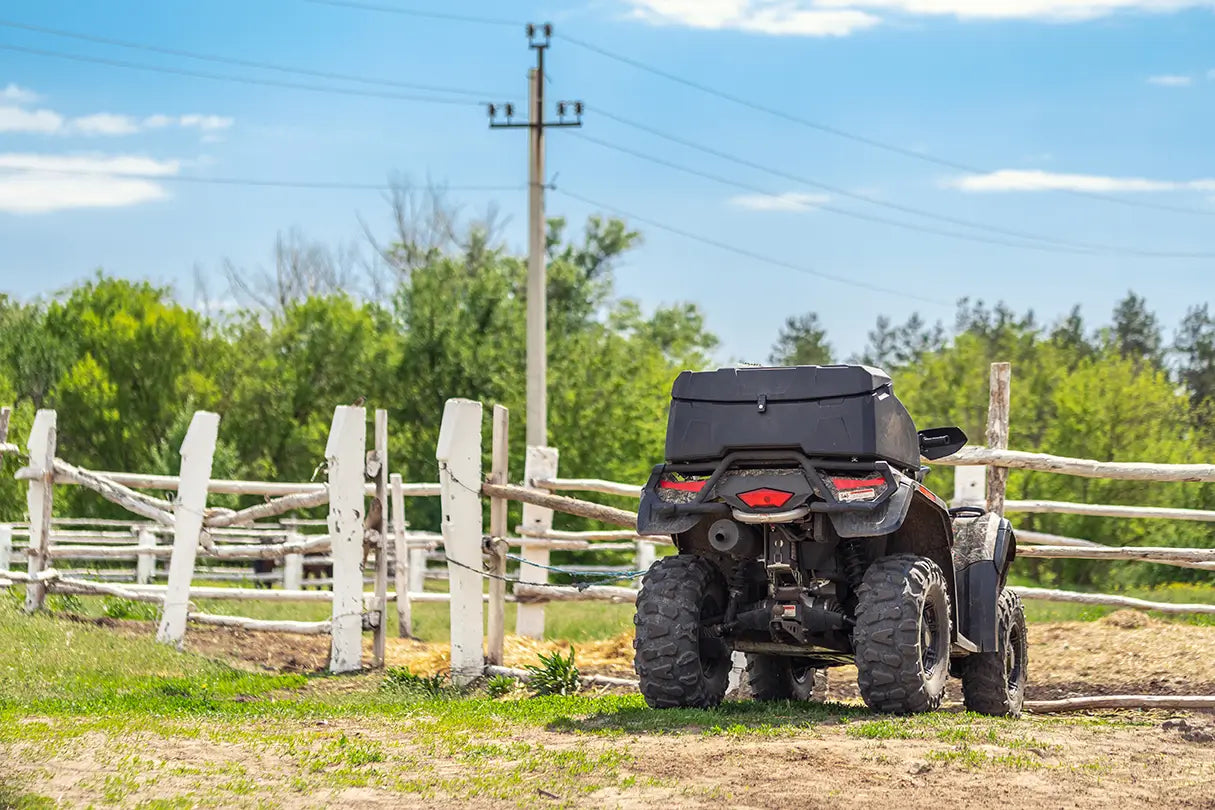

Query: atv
left=633, top=364, right=1027, bottom=716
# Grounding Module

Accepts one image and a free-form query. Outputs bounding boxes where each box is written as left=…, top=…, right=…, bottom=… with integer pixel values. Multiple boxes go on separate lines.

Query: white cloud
left=0, top=105, right=64, bottom=134
left=0, top=104, right=234, bottom=137
left=730, top=191, right=831, bottom=210
left=0, top=152, right=180, bottom=214
left=70, top=113, right=142, bottom=136
left=0, top=153, right=181, bottom=176
left=0, top=173, right=168, bottom=213
left=1147, top=74, right=1193, bottom=86
left=625, top=1, right=880, bottom=35
left=946, top=169, right=1215, bottom=193
left=179, top=114, right=234, bottom=132
left=624, top=0, right=1213, bottom=34
left=1, top=83, right=39, bottom=103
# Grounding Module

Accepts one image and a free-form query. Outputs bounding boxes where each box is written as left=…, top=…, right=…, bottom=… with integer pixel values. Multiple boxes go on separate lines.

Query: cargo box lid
left=671, top=365, right=892, bottom=403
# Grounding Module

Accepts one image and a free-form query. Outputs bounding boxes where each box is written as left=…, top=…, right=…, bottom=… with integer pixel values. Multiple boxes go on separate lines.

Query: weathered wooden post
left=136, top=528, right=157, bottom=584
left=487, top=404, right=510, bottom=666
left=516, top=446, right=557, bottom=638
left=986, top=362, right=1012, bottom=516
left=437, top=398, right=484, bottom=686
left=157, top=411, right=219, bottom=647
left=371, top=408, right=390, bottom=667
left=23, top=409, right=56, bottom=613
left=390, top=473, right=412, bottom=638
left=327, top=405, right=367, bottom=674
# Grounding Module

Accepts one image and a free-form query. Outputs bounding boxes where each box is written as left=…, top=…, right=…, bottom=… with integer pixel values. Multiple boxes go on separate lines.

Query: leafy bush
left=524, top=647, right=580, bottom=696
left=380, top=667, right=449, bottom=698
left=46, top=594, right=84, bottom=614
left=101, top=598, right=160, bottom=621
left=486, top=674, right=517, bottom=699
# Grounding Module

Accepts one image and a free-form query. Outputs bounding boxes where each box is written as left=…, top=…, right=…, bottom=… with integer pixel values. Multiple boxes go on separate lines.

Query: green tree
left=769, top=313, right=833, bottom=366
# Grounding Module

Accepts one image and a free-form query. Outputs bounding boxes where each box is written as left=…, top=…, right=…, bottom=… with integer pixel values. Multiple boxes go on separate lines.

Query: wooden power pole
left=490, top=24, right=583, bottom=447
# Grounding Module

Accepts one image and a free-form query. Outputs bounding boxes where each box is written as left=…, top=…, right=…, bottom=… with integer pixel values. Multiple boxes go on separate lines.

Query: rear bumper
left=636, top=451, right=917, bottom=537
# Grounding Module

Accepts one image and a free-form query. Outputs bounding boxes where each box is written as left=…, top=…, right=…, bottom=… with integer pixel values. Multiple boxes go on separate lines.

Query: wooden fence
left=3, top=360, right=1214, bottom=707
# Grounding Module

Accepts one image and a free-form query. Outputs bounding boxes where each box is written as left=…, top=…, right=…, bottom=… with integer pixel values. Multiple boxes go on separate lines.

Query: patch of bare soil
left=153, top=610, right=1215, bottom=701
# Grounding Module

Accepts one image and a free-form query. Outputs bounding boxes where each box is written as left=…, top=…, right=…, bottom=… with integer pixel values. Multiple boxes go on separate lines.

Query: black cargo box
left=664, top=365, right=921, bottom=470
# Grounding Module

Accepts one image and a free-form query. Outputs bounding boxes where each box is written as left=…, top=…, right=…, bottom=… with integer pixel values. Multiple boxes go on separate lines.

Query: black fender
left=637, top=465, right=704, bottom=536
left=825, top=478, right=915, bottom=538
left=950, top=513, right=1017, bottom=653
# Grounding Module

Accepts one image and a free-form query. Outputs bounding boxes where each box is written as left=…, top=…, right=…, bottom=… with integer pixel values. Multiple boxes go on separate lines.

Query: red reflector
left=659, top=480, right=704, bottom=493
left=738, top=488, right=794, bottom=509
left=831, top=476, right=885, bottom=491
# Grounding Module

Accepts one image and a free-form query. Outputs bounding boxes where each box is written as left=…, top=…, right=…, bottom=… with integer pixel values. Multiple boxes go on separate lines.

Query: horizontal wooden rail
left=516, top=527, right=663, bottom=542
left=1025, top=695, right=1215, bottom=713
left=1016, top=545, right=1215, bottom=565
left=187, top=613, right=331, bottom=635
left=482, top=483, right=640, bottom=529
left=1011, top=586, right=1215, bottom=615
left=512, top=583, right=639, bottom=604
left=533, top=478, right=642, bottom=498
left=934, top=447, right=1215, bottom=482
left=91, top=471, right=440, bottom=498
left=1007, top=500, right=1215, bottom=522
left=1016, top=532, right=1215, bottom=571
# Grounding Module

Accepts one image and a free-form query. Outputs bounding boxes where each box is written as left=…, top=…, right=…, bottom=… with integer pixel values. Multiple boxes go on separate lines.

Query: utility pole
left=489, top=24, right=583, bottom=448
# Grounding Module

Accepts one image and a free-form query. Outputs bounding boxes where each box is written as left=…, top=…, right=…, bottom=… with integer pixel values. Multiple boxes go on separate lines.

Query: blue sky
left=0, top=0, right=1212, bottom=362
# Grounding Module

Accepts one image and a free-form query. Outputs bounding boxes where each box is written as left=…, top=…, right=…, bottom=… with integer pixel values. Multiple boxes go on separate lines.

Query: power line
left=0, top=42, right=481, bottom=106
left=0, top=18, right=503, bottom=99
left=589, top=109, right=1215, bottom=259
left=303, top=0, right=517, bottom=27
left=570, top=132, right=1097, bottom=257
left=560, top=33, right=1215, bottom=218
left=0, top=167, right=523, bottom=192
left=554, top=187, right=951, bottom=307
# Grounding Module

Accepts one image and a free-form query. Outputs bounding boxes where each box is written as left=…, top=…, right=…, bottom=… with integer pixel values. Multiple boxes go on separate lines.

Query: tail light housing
left=737, top=488, right=794, bottom=509
left=825, top=474, right=888, bottom=504
left=656, top=474, right=708, bottom=503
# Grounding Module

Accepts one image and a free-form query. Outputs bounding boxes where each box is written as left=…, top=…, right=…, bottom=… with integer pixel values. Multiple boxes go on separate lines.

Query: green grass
left=1012, top=580, right=1215, bottom=626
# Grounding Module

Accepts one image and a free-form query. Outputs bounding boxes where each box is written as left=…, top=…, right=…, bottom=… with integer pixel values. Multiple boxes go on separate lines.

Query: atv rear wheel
left=634, top=555, right=731, bottom=708
left=746, top=654, right=826, bottom=702
left=961, top=589, right=1028, bottom=717
left=854, top=554, right=952, bottom=714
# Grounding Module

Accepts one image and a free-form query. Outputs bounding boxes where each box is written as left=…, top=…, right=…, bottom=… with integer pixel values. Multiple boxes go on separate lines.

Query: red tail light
left=828, top=475, right=886, bottom=503
left=738, top=488, right=793, bottom=509
left=830, top=476, right=885, bottom=491
left=659, top=479, right=704, bottom=493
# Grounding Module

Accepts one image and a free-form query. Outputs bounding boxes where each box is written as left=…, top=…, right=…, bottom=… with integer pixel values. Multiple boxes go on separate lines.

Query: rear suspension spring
left=841, top=540, right=867, bottom=590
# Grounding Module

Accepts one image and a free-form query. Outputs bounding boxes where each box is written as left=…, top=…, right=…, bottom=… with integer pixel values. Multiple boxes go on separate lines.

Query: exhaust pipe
left=707, top=519, right=760, bottom=557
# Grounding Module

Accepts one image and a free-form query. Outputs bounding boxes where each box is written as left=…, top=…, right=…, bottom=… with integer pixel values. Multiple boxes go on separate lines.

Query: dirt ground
left=165, top=609, right=1215, bottom=701
left=22, top=611, right=1210, bottom=809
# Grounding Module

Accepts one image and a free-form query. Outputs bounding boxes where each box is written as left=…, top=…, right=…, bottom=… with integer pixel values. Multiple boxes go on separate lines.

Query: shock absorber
left=841, top=539, right=867, bottom=590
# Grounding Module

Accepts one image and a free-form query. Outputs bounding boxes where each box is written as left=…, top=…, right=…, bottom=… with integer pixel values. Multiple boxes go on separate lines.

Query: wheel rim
left=1005, top=623, right=1024, bottom=693
left=790, top=661, right=815, bottom=686
left=921, top=602, right=942, bottom=674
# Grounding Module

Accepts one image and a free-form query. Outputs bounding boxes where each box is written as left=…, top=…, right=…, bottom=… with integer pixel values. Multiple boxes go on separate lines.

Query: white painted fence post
left=283, top=534, right=304, bottom=591
left=0, top=524, right=11, bottom=574
left=156, top=411, right=220, bottom=647
left=437, top=398, right=484, bottom=686
left=327, top=405, right=367, bottom=674
left=634, top=540, right=657, bottom=590
left=136, top=528, right=156, bottom=584
left=24, top=409, right=56, bottom=613
left=409, top=546, right=427, bottom=594
left=390, top=473, right=412, bottom=638
left=516, top=445, right=557, bottom=638
left=952, top=466, right=987, bottom=510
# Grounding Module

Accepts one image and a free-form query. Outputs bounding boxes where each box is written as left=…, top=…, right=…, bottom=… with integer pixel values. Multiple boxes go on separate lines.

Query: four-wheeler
left=633, top=364, right=1027, bottom=715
